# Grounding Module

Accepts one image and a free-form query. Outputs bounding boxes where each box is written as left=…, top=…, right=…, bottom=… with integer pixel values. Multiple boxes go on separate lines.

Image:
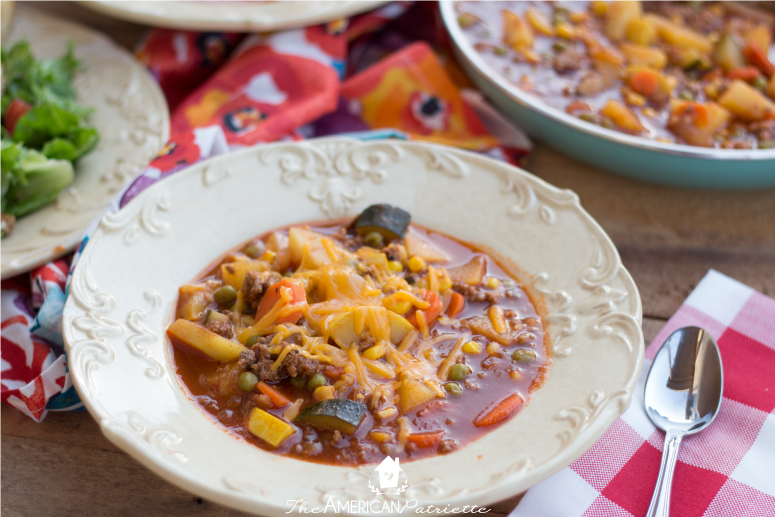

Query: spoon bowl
left=643, top=326, right=723, bottom=517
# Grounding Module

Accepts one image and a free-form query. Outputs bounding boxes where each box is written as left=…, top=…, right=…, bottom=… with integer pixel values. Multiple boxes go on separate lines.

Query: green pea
left=213, top=285, right=238, bottom=305
left=348, top=259, right=366, bottom=275
left=600, top=117, right=616, bottom=130
left=246, top=335, right=260, bottom=347
left=512, top=349, right=537, bottom=363
left=494, top=47, right=508, bottom=57
left=760, top=139, right=774, bottom=149
left=448, top=363, right=471, bottom=381
left=364, top=231, right=384, bottom=248
left=444, top=382, right=463, bottom=396
left=238, top=371, right=258, bottom=392
left=678, top=90, right=695, bottom=101
left=306, top=374, right=327, bottom=390
left=752, top=76, right=768, bottom=91
left=579, top=113, right=597, bottom=123
left=290, top=376, right=307, bottom=388
left=552, top=42, right=567, bottom=53
left=245, top=241, right=265, bottom=259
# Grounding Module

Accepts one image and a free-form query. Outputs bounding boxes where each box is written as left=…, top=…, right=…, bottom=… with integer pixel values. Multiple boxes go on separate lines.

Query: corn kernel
left=388, top=260, right=404, bottom=272
left=642, top=107, right=657, bottom=118
left=407, top=256, right=426, bottom=272
left=486, top=277, right=500, bottom=289
left=261, top=250, right=276, bottom=262
left=486, top=342, right=501, bottom=356
left=362, top=343, right=387, bottom=360
left=393, top=300, right=412, bottom=315
left=438, top=274, right=452, bottom=292
left=590, top=1, right=607, bottom=17
left=313, top=385, right=336, bottom=401
left=522, top=49, right=541, bottom=64
left=556, top=22, right=576, bottom=39
left=462, top=341, right=482, bottom=354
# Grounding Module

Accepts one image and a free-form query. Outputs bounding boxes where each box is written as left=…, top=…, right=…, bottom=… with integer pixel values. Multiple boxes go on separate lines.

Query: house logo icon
left=369, top=456, right=408, bottom=495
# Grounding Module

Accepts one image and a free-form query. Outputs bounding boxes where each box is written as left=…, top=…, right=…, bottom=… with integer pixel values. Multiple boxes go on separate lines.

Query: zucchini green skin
left=295, top=399, right=367, bottom=434
left=203, top=309, right=230, bottom=325
left=355, top=204, right=411, bottom=240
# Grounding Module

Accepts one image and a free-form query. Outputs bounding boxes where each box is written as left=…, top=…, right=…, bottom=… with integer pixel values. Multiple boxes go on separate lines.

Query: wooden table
left=3, top=3, right=775, bottom=516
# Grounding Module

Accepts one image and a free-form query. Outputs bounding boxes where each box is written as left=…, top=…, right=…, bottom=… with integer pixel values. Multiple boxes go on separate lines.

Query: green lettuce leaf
left=3, top=149, right=74, bottom=218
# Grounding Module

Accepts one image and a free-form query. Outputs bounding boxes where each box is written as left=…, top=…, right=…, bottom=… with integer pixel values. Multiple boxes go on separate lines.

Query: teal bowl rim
left=439, top=1, right=775, bottom=163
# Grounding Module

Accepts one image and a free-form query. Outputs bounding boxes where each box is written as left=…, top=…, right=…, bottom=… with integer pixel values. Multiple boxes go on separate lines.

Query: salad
left=1, top=41, right=99, bottom=238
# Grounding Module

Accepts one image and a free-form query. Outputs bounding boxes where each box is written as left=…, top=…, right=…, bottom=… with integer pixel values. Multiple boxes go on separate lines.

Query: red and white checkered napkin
left=511, top=270, right=775, bottom=517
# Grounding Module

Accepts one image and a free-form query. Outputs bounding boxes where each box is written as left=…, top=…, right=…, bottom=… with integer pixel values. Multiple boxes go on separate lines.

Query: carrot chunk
left=406, top=290, right=443, bottom=328
left=473, top=393, right=524, bottom=427
left=407, top=431, right=444, bottom=449
left=257, top=381, right=291, bottom=408
left=743, top=42, right=775, bottom=78
left=254, top=278, right=306, bottom=326
left=629, top=69, right=658, bottom=97
left=727, top=66, right=761, bottom=82
left=445, top=292, right=466, bottom=318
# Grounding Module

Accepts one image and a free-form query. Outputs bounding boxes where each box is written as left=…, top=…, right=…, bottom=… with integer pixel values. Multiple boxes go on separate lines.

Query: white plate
left=81, top=1, right=388, bottom=32
left=62, top=138, right=644, bottom=515
left=1, top=6, right=169, bottom=279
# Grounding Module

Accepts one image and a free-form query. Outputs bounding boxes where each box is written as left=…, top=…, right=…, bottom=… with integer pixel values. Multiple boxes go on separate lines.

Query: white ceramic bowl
left=440, top=1, right=775, bottom=190
left=62, top=138, right=643, bottom=515
left=81, top=1, right=388, bottom=32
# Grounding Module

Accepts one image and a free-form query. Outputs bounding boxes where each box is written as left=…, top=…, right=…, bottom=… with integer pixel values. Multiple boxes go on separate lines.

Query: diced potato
left=447, top=255, right=487, bottom=285
left=601, top=99, right=645, bottom=133
left=590, top=46, right=625, bottom=78
left=221, top=261, right=269, bottom=289
left=718, top=80, right=775, bottom=121
left=404, top=230, right=450, bottom=263
left=288, top=227, right=343, bottom=268
left=745, top=25, right=771, bottom=54
left=644, top=14, right=711, bottom=53
left=620, top=43, right=666, bottom=70
left=625, top=17, right=656, bottom=46
left=265, top=231, right=289, bottom=252
left=247, top=408, right=295, bottom=448
left=328, top=307, right=413, bottom=347
left=502, top=10, right=533, bottom=50
left=167, top=319, right=246, bottom=362
left=525, top=9, right=553, bottom=36
left=178, top=284, right=213, bottom=320
left=667, top=101, right=731, bottom=147
left=606, top=1, right=642, bottom=41
left=398, top=377, right=437, bottom=415
left=713, top=34, right=746, bottom=72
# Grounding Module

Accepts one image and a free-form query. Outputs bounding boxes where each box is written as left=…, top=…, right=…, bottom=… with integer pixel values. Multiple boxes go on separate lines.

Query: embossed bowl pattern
left=62, top=138, right=644, bottom=516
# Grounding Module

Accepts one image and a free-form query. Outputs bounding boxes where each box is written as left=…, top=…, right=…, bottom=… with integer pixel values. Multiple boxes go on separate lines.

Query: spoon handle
left=646, top=429, right=684, bottom=517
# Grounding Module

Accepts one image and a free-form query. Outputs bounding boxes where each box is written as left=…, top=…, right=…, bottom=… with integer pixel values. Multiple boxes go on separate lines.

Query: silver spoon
left=644, top=326, right=723, bottom=517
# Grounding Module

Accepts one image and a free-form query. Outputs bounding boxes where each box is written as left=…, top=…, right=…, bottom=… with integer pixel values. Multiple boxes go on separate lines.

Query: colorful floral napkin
left=0, top=2, right=531, bottom=421
left=512, top=270, right=775, bottom=517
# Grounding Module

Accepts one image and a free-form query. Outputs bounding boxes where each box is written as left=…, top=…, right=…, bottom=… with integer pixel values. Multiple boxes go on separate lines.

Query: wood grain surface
left=2, top=2, right=773, bottom=516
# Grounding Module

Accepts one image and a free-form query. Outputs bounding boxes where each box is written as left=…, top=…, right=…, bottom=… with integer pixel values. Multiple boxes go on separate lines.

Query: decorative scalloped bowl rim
left=62, top=138, right=644, bottom=516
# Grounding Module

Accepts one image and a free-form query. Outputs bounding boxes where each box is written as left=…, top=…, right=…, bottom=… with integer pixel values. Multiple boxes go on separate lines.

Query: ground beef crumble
left=204, top=317, right=233, bottom=339
left=451, top=280, right=500, bottom=304
left=242, top=270, right=282, bottom=311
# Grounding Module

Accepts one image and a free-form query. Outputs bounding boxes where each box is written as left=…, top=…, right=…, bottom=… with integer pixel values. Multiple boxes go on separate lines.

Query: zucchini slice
left=355, top=204, right=411, bottom=240
left=295, top=399, right=367, bottom=434
left=203, top=309, right=230, bottom=325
